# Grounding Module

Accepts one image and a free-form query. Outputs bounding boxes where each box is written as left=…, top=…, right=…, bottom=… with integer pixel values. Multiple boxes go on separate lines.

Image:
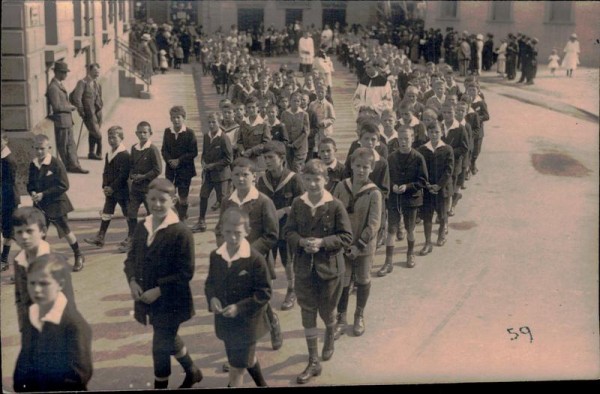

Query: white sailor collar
left=400, top=116, right=420, bottom=127
left=144, top=209, right=180, bottom=246
left=472, top=95, right=483, bottom=104
left=208, top=128, right=223, bottom=141
left=216, top=238, right=251, bottom=264
left=170, top=125, right=188, bottom=137
left=326, top=158, right=339, bottom=170
left=33, top=154, right=52, bottom=169
left=268, top=117, right=281, bottom=127
left=15, top=240, right=51, bottom=268
left=443, top=119, right=460, bottom=132
left=106, top=143, right=127, bottom=163
left=229, top=185, right=259, bottom=206
left=29, top=291, right=68, bottom=332
left=1, top=146, right=11, bottom=159
left=423, top=139, right=447, bottom=152
left=299, top=190, right=334, bottom=210
left=381, top=130, right=398, bottom=144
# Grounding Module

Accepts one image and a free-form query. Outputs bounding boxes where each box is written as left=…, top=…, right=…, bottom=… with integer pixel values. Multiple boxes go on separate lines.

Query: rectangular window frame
left=487, top=1, right=514, bottom=23
left=544, top=1, right=575, bottom=25
left=436, top=1, right=459, bottom=22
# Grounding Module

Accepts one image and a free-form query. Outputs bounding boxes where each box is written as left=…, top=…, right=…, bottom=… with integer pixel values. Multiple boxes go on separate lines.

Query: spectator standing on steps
left=46, top=61, right=89, bottom=174
left=72, top=63, right=104, bottom=161
left=298, top=31, right=315, bottom=78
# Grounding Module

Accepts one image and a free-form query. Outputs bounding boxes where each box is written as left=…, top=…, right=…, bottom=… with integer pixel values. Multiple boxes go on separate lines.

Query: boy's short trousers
left=388, top=204, right=419, bottom=233
left=343, top=254, right=373, bottom=286
left=200, top=179, right=230, bottom=199
left=272, top=240, right=290, bottom=267
left=421, top=194, right=448, bottom=222
left=167, top=172, right=192, bottom=191
left=128, top=189, right=149, bottom=219
left=1, top=205, right=16, bottom=238
left=295, top=270, right=342, bottom=327
left=102, top=194, right=129, bottom=217
left=224, top=342, right=256, bottom=369
left=46, top=215, right=71, bottom=238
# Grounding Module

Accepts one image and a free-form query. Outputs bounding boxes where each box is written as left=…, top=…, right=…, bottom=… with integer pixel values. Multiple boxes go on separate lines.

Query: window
left=439, top=1, right=458, bottom=19
left=286, top=9, right=303, bottom=27
left=546, top=1, right=574, bottom=24
left=102, top=0, right=107, bottom=30
left=237, top=8, right=264, bottom=33
left=489, top=1, right=513, bottom=22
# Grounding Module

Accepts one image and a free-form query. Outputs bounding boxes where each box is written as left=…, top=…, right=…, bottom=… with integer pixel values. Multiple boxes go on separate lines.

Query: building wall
left=1, top=0, right=133, bottom=192
left=424, top=1, right=600, bottom=67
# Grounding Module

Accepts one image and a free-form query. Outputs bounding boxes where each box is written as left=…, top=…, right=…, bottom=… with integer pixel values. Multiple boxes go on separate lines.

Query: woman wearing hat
left=562, top=33, right=580, bottom=77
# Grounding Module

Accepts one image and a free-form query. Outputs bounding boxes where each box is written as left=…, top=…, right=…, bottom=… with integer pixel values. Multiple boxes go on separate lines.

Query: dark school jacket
left=102, top=149, right=130, bottom=199
left=27, top=156, right=73, bottom=218
left=284, top=196, right=353, bottom=280
left=202, top=132, right=233, bottom=183
left=325, top=161, right=345, bottom=193
left=471, top=99, right=490, bottom=136
left=1, top=150, right=20, bottom=209
left=256, top=168, right=305, bottom=239
left=417, top=142, right=454, bottom=198
left=124, top=221, right=195, bottom=327
left=13, top=299, right=92, bottom=392
left=387, top=148, right=428, bottom=208
left=161, top=127, right=199, bottom=181
left=129, top=144, right=162, bottom=193
left=442, top=123, right=469, bottom=176
left=205, top=247, right=271, bottom=346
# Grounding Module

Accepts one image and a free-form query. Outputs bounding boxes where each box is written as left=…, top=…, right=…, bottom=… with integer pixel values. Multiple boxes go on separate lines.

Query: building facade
left=423, top=1, right=599, bottom=67
left=2, top=0, right=135, bottom=191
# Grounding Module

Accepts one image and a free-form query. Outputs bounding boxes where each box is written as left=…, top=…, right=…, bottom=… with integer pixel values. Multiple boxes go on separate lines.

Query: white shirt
left=381, top=130, right=399, bottom=145
left=442, top=119, right=460, bottom=137
left=33, top=154, right=52, bottom=169
left=170, top=125, right=188, bottom=140
left=229, top=185, right=259, bottom=206
left=106, top=143, right=127, bottom=163
left=1, top=146, right=10, bottom=159
left=208, top=128, right=223, bottom=143
left=299, top=190, right=334, bottom=216
left=15, top=240, right=51, bottom=269
left=143, top=209, right=180, bottom=246
left=29, top=291, right=68, bottom=332
left=247, top=115, right=265, bottom=127
left=423, top=139, right=447, bottom=152
left=326, top=159, right=339, bottom=170
left=133, top=141, right=153, bottom=151
left=216, top=238, right=251, bottom=266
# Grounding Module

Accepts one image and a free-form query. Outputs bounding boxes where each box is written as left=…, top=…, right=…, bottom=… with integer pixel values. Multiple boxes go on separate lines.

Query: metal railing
left=115, top=37, right=152, bottom=91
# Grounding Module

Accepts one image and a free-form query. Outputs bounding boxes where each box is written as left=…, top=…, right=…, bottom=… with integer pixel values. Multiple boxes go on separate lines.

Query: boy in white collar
left=333, top=148, right=382, bottom=339
left=11, top=207, right=77, bottom=332
left=205, top=207, right=272, bottom=387
left=215, top=158, right=282, bottom=352
left=119, top=121, right=162, bottom=253
left=236, top=97, right=272, bottom=174
left=284, top=159, right=353, bottom=384
left=281, top=92, right=310, bottom=172
left=417, top=124, right=454, bottom=253
left=27, top=135, right=85, bottom=271
left=13, top=255, right=92, bottom=392
left=124, top=179, right=203, bottom=389
left=84, top=126, right=131, bottom=248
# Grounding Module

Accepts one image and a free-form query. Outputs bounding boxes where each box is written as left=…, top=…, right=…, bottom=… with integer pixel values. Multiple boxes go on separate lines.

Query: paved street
left=1, top=55, right=598, bottom=389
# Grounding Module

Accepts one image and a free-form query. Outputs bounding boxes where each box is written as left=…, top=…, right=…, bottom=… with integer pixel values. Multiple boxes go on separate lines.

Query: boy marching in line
left=205, top=207, right=272, bottom=387
left=11, top=207, right=77, bottom=333
left=319, top=138, right=345, bottom=194
left=417, top=124, right=454, bottom=254
left=398, top=103, right=429, bottom=150
left=161, top=106, right=199, bottom=221
left=465, top=83, right=489, bottom=175
left=236, top=97, right=272, bottom=174
left=215, top=158, right=283, bottom=352
left=265, top=104, right=289, bottom=145
left=84, top=126, right=131, bottom=248
left=307, top=84, right=336, bottom=160
left=378, top=126, right=428, bottom=275
left=332, top=148, right=382, bottom=338
left=119, top=121, right=162, bottom=254
left=1, top=133, right=20, bottom=270
left=27, top=135, right=85, bottom=271
left=192, top=113, right=233, bottom=233
left=257, top=141, right=304, bottom=311
left=281, top=92, right=310, bottom=173
left=285, top=159, right=353, bottom=384
left=13, top=255, right=92, bottom=392
left=124, top=179, right=203, bottom=389
left=379, top=109, right=400, bottom=155
left=440, top=102, right=469, bottom=218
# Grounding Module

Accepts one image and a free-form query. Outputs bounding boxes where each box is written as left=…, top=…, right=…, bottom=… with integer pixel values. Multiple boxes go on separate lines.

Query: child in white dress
left=547, top=49, right=560, bottom=76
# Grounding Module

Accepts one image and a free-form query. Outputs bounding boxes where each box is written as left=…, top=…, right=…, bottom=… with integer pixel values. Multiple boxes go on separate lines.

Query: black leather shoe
left=88, top=153, right=102, bottom=160
left=68, top=167, right=90, bottom=174
left=321, top=327, right=335, bottom=361
left=437, top=235, right=447, bottom=247
left=407, top=253, right=415, bottom=268
left=296, top=358, right=322, bottom=384
left=448, top=207, right=455, bottom=217
left=353, top=310, right=365, bottom=337
left=179, top=367, right=203, bottom=388
left=333, top=313, right=347, bottom=340
left=376, top=262, right=393, bottom=277
left=419, top=244, right=433, bottom=256
left=222, top=362, right=230, bottom=372
left=72, top=254, right=85, bottom=272
left=280, top=288, right=296, bottom=311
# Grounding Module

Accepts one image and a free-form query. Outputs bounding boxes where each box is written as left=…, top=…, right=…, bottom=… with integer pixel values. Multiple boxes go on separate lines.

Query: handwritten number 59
left=506, top=326, right=533, bottom=343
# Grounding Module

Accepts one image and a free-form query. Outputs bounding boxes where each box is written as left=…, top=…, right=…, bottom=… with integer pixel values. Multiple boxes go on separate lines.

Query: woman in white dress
left=495, top=38, right=507, bottom=77
left=562, top=33, right=580, bottom=78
